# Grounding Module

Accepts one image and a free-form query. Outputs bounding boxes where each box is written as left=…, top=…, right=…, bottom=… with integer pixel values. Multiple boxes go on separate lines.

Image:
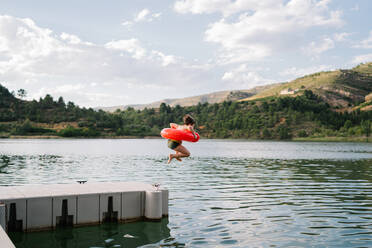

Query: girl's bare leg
left=168, top=145, right=190, bottom=164
left=175, top=151, right=182, bottom=161
left=168, top=154, right=173, bottom=163
left=174, top=145, right=190, bottom=159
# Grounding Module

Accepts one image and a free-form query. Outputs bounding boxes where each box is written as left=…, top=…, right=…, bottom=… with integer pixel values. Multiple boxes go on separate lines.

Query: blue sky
left=1, top=0, right=371, bottom=107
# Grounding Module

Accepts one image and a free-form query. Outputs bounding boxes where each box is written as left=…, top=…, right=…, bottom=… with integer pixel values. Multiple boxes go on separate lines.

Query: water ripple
left=1, top=139, right=372, bottom=247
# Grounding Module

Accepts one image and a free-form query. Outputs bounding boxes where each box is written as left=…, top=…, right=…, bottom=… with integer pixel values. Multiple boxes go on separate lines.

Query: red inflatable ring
left=160, top=128, right=200, bottom=142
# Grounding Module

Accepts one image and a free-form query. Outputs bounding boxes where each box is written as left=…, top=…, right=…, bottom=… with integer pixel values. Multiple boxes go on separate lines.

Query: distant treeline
left=0, top=84, right=371, bottom=140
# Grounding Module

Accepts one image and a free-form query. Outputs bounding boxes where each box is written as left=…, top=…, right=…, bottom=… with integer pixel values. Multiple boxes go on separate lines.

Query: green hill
left=0, top=84, right=18, bottom=105
left=241, top=62, right=372, bottom=110
left=98, top=63, right=372, bottom=112
left=0, top=63, right=371, bottom=141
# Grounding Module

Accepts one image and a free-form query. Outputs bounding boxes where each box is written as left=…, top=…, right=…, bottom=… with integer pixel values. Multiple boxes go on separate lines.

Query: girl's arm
left=189, top=126, right=197, bottom=139
left=170, top=123, right=178, bottom=129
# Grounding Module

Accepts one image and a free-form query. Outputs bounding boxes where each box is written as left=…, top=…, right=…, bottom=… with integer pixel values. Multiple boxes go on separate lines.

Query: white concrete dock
left=0, top=226, right=15, bottom=248
left=0, top=182, right=169, bottom=233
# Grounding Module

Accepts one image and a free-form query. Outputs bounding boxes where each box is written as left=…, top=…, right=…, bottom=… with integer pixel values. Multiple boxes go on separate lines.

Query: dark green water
left=1, top=139, right=372, bottom=247
left=9, top=219, right=172, bottom=248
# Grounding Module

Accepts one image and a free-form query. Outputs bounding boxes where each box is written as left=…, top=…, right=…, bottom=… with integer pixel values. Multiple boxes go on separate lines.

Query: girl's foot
left=167, top=154, right=173, bottom=164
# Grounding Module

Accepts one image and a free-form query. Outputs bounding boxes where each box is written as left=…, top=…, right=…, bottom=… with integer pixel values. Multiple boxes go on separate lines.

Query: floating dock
left=0, top=226, right=15, bottom=248
left=0, top=182, right=168, bottom=239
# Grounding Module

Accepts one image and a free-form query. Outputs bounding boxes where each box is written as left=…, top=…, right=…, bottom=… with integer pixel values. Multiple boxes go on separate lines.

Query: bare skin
left=167, top=122, right=196, bottom=164
left=175, top=151, right=183, bottom=161
left=168, top=144, right=190, bottom=163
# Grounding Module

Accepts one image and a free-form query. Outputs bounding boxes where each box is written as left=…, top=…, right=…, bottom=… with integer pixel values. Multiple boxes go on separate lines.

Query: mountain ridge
left=96, top=84, right=278, bottom=112
left=97, top=62, right=372, bottom=112
left=241, top=62, right=372, bottom=111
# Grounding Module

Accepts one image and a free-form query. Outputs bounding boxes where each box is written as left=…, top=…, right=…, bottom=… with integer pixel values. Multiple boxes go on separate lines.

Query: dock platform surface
left=0, top=182, right=168, bottom=233
left=0, top=226, right=15, bottom=248
left=0, top=182, right=156, bottom=199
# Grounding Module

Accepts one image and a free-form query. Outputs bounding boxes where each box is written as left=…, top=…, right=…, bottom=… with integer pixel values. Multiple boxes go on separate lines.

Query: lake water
left=1, top=139, right=372, bottom=248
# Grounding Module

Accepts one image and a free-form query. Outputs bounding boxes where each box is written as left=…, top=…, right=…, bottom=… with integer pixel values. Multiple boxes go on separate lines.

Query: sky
left=0, top=0, right=371, bottom=108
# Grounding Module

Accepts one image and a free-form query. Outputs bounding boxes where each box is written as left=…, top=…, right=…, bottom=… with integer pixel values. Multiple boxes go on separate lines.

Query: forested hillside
left=243, top=62, right=372, bottom=111
left=0, top=84, right=371, bottom=141
left=97, top=62, right=372, bottom=112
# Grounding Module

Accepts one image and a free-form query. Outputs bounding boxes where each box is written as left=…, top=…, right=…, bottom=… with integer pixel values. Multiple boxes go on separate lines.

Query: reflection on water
left=9, top=218, right=172, bottom=248
left=1, top=139, right=372, bottom=247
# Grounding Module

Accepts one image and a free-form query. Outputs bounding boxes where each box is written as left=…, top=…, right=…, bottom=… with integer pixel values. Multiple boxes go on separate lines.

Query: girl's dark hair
left=183, top=114, right=195, bottom=125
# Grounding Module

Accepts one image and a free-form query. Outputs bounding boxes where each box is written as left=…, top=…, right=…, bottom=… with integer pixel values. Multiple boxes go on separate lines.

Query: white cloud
left=122, top=8, right=162, bottom=28
left=353, top=31, right=372, bottom=49
left=105, top=39, right=146, bottom=59
left=174, top=0, right=279, bottom=17
left=222, top=64, right=272, bottom=88
left=121, top=21, right=132, bottom=28
left=135, top=9, right=151, bottom=22
left=152, top=13, right=162, bottom=19
left=60, top=32, right=94, bottom=46
left=0, top=15, right=73, bottom=75
left=175, top=0, right=342, bottom=21
left=333, top=32, right=351, bottom=42
left=280, top=64, right=334, bottom=79
left=60, top=33, right=81, bottom=44
left=151, top=51, right=177, bottom=66
left=55, top=84, right=85, bottom=93
left=0, top=15, right=218, bottom=107
left=34, top=84, right=86, bottom=100
left=175, top=0, right=232, bottom=16
left=177, top=0, right=343, bottom=64
left=104, top=40, right=178, bottom=66
left=302, top=37, right=335, bottom=57
left=352, top=53, right=372, bottom=64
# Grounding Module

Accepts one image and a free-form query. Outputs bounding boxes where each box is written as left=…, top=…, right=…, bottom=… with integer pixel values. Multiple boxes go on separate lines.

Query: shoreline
left=293, top=136, right=370, bottom=142
left=2, top=135, right=162, bottom=139
left=0, top=135, right=370, bottom=142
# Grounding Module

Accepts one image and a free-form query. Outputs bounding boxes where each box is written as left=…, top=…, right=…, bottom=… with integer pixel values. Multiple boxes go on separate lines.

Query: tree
left=262, top=128, right=271, bottom=139
left=361, top=120, right=371, bottom=141
left=57, top=96, right=66, bottom=108
left=159, top=103, right=171, bottom=114
left=67, top=101, right=75, bottom=110
left=277, top=125, right=292, bottom=140
left=304, top=90, right=316, bottom=100
left=261, top=101, right=269, bottom=112
left=42, top=94, right=54, bottom=108
left=298, top=130, right=308, bottom=137
left=17, top=89, right=27, bottom=99
left=343, top=120, right=352, bottom=129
